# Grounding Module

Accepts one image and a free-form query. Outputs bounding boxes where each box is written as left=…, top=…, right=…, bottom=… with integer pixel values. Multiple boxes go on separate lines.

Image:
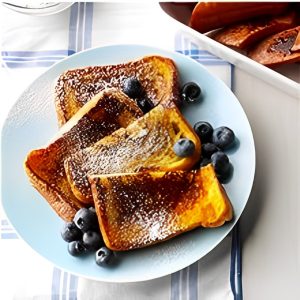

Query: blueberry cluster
left=123, top=77, right=154, bottom=114
left=172, top=82, right=236, bottom=182
left=194, top=122, right=235, bottom=182
left=172, top=82, right=203, bottom=158
left=61, top=207, right=114, bottom=267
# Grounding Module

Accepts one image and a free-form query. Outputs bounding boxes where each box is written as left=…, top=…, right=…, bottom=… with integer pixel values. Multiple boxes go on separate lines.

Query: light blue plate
left=1, top=45, right=255, bottom=282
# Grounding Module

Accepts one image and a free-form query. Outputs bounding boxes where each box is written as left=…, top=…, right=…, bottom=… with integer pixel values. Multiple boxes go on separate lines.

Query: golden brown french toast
left=64, top=104, right=201, bottom=204
left=89, top=164, right=233, bottom=251
left=55, top=55, right=181, bottom=126
left=190, top=2, right=288, bottom=33
left=249, top=26, right=300, bottom=67
left=24, top=88, right=143, bottom=221
left=212, top=11, right=296, bottom=50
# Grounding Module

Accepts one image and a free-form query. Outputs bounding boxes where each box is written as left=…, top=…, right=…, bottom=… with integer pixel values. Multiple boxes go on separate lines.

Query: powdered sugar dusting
left=25, top=89, right=142, bottom=219
left=65, top=104, right=200, bottom=202
left=91, top=170, right=200, bottom=250
left=55, top=56, right=181, bottom=125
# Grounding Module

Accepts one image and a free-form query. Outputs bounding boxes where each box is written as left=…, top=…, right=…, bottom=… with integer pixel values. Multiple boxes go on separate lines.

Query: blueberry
left=212, top=126, right=235, bottom=149
left=173, top=138, right=195, bottom=157
left=123, top=77, right=143, bottom=98
left=211, top=151, right=230, bottom=176
left=137, top=98, right=154, bottom=114
left=68, top=240, right=87, bottom=256
left=73, top=208, right=98, bottom=233
left=202, top=143, right=220, bottom=158
left=193, top=121, right=213, bottom=143
left=61, top=222, right=82, bottom=242
left=181, top=82, right=201, bottom=103
left=217, top=166, right=233, bottom=183
left=83, top=231, right=104, bottom=250
left=95, top=247, right=114, bottom=266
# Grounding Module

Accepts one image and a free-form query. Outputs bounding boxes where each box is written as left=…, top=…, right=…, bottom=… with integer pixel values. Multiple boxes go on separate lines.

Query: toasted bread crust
left=89, top=165, right=233, bottom=251
left=55, top=55, right=181, bottom=126
left=190, top=2, right=288, bottom=33
left=64, top=104, right=201, bottom=204
left=24, top=89, right=142, bottom=220
left=249, top=26, right=300, bottom=66
left=213, top=11, right=296, bottom=49
left=25, top=158, right=83, bottom=221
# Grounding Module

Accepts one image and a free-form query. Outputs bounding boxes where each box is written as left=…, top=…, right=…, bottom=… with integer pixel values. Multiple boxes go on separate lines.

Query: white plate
left=2, top=2, right=73, bottom=16
left=1, top=44, right=255, bottom=282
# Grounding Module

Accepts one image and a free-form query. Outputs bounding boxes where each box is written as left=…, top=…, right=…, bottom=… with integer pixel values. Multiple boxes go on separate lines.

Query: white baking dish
left=160, top=3, right=300, bottom=99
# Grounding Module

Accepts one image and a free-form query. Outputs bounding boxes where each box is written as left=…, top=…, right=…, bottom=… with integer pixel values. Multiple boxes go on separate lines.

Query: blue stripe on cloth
left=51, top=267, right=61, bottom=300
left=230, top=64, right=235, bottom=91
left=68, top=2, right=93, bottom=53
left=1, top=232, right=18, bottom=239
left=171, top=271, right=180, bottom=300
left=189, top=55, right=224, bottom=60
left=230, top=228, right=237, bottom=299
left=230, top=224, right=243, bottom=300
left=176, top=51, right=230, bottom=66
left=1, top=50, right=75, bottom=57
left=69, top=274, right=78, bottom=300
left=183, top=49, right=214, bottom=56
left=235, top=223, right=243, bottom=300
left=229, top=62, right=243, bottom=300
left=176, top=50, right=220, bottom=60
left=2, top=56, right=67, bottom=62
left=0, top=219, right=15, bottom=236
left=1, top=50, right=74, bottom=68
left=188, top=262, right=198, bottom=300
left=62, top=272, right=68, bottom=300
left=68, top=2, right=79, bottom=52
left=1, top=219, right=9, bottom=226
left=1, top=1, right=91, bottom=69
left=77, top=2, right=85, bottom=52
left=1, top=228, right=14, bottom=231
left=181, top=267, right=188, bottom=299
left=194, top=59, right=230, bottom=66
left=2, top=61, right=60, bottom=68
left=84, top=2, right=94, bottom=49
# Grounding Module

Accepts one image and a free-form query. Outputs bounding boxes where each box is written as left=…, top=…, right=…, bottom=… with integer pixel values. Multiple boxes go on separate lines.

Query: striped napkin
left=0, top=3, right=242, bottom=300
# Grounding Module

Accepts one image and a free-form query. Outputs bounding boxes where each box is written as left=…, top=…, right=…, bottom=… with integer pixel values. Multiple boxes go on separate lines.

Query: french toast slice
left=55, top=55, right=181, bottom=126
left=249, top=26, right=300, bottom=67
left=64, top=104, right=201, bottom=204
left=89, top=164, right=233, bottom=251
left=24, top=88, right=142, bottom=221
left=212, top=11, right=296, bottom=50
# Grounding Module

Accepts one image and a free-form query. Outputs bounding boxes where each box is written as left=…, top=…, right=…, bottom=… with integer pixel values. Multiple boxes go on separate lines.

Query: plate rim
left=1, top=2, right=74, bottom=16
